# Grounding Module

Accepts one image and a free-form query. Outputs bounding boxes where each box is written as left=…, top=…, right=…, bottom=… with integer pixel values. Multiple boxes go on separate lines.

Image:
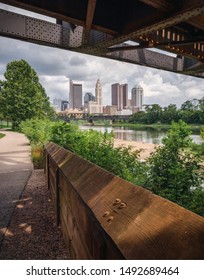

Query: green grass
left=0, top=133, right=5, bottom=139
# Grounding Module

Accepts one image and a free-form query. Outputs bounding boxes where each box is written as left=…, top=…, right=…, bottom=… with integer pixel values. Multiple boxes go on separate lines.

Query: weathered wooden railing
left=44, top=142, right=204, bottom=259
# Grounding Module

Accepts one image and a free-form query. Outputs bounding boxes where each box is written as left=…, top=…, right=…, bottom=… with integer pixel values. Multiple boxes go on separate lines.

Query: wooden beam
left=83, top=0, right=97, bottom=45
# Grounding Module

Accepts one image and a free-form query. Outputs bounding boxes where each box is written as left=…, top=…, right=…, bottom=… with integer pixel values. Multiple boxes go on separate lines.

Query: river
left=79, top=125, right=203, bottom=145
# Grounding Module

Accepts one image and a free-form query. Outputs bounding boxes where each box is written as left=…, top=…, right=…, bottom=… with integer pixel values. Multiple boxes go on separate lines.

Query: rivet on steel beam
left=107, top=216, right=114, bottom=222
left=103, top=211, right=110, bottom=217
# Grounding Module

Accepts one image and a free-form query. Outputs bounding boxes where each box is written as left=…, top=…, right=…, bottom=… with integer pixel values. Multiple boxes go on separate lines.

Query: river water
left=80, top=125, right=203, bottom=145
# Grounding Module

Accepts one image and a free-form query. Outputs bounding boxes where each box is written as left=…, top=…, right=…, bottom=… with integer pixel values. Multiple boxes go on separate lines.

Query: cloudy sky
left=0, top=3, right=204, bottom=108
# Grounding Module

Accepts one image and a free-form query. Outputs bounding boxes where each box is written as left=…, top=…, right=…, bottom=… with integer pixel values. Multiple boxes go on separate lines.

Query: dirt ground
left=114, top=139, right=158, bottom=159
left=0, top=170, right=70, bottom=260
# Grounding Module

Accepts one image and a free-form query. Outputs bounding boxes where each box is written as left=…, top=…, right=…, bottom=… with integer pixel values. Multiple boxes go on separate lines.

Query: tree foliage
left=21, top=119, right=204, bottom=216
left=0, top=59, right=54, bottom=130
left=129, top=98, right=204, bottom=125
left=50, top=121, right=147, bottom=185
left=20, top=118, right=54, bottom=145
left=145, top=120, right=204, bottom=215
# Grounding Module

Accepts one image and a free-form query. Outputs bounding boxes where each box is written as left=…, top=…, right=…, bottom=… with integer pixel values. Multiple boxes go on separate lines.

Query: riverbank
left=114, top=138, right=159, bottom=160
left=104, top=122, right=202, bottom=132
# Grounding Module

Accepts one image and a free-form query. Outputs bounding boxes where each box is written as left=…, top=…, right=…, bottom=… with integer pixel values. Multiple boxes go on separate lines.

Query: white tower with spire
left=95, top=78, right=103, bottom=113
left=88, top=79, right=103, bottom=114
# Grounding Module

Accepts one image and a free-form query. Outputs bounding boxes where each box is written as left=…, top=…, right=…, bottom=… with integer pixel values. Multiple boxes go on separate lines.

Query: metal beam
left=106, top=48, right=184, bottom=74
left=0, top=0, right=118, bottom=36
left=82, top=0, right=97, bottom=45
left=0, top=8, right=204, bottom=79
left=108, top=37, right=204, bottom=52
left=138, top=1, right=204, bottom=32
left=85, top=2, right=204, bottom=52
left=138, top=0, right=175, bottom=12
left=0, top=0, right=86, bottom=27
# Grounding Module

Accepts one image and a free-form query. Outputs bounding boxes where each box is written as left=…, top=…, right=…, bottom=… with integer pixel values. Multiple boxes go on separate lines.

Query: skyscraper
left=131, top=84, right=144, bottom=111
left=111, top=83, right=120, bottom=109
left=111, top=83, right=128, bottom=110
left=95, top=78, right=103, bottom=113
left=84, top=92, right=95, bottom=111
left=69, top=79, right=82, bottom=109
left=121, top=83, right=128, bottom=109
left=88, top=79, right=103, bottom=114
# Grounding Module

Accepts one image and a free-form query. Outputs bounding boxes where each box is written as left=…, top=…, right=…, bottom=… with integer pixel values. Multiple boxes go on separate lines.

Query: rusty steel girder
left=0, top=0, right=204, bottom=78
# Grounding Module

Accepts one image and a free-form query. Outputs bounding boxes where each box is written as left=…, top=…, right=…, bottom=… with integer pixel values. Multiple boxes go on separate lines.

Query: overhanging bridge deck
left=0, top=0, right=204, bottom=78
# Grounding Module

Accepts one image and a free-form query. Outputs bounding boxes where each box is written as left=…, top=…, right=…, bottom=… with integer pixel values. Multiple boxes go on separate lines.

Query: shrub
left=20, top=118, right=53, bottom=169
left=31, top=144, right=44, bottom=169
left=145, top=120, right=204, bottom=215
left=50, top=121, right=147, bottom=185
left=20, top=118, right=53, bottom=145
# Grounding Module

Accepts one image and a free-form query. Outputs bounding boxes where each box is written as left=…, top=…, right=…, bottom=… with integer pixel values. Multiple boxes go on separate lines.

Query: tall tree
left=181, top=99, right=197, bottom=111
left=0, top=59, right=54, bottom=130
left=162, top=104, right=178, bottom=124
left=145, top=104, right=163, bottom=124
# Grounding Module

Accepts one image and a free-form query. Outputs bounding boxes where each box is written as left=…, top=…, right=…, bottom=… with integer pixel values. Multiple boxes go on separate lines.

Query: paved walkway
left=0, top=130, right=33, bottom=245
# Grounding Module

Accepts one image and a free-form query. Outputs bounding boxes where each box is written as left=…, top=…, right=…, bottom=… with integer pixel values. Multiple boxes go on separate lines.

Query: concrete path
left=0, top=130, right=33, bottom=245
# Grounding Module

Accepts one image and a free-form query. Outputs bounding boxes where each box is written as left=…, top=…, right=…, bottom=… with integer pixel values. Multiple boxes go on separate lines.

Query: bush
left=20, top=119, right=204, bottom=216
left=50, top=121, right=81, bottom=151
left=201, top=127, right=204, bottom=140
left=20, top=118, right=53, bottom=169
left=145, top=120, right=204, bottom=215
left=50, top=121, right=147, bottom=185
left=31, top=144, right=44, bottom=169
left=0, top=133, right=5, bottom=139
left=20, top=118, right=53, bottom=145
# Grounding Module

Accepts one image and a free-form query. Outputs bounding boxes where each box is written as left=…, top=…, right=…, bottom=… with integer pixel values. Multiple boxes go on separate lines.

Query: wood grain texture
left=45, top=142, right=204, bottom=260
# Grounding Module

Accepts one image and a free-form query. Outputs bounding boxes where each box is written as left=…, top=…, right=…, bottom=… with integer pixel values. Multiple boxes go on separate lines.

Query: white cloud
left=0, top=3, right=204, bottom=108
left=40, top=75, right=69, bottom=101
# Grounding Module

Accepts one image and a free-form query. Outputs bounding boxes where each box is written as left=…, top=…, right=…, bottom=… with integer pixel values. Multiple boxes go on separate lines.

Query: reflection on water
left=79, top=126, right=202, bottom=145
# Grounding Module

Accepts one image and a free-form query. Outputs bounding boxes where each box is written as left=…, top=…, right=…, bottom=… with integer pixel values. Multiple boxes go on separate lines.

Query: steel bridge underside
left=1, top=0, right=204, bottom=78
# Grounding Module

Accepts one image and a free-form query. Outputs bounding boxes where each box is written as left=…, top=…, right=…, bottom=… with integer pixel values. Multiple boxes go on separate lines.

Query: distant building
left=88, top=79, right=103, bottom=114
left=84, top=92, right=95, bottom=111
left=111, top=83, right=128, bottom=111
left=103, top=105, right=118, bottom=115
left=127, top=99, right=131, bottom=108
left=61, top=100, right=69, bottom=111
left=121, top=83, right=128, bottom=109
left=69, top=79, right=82, bottom=109
left=103, top=105, right=132, bottom=116
left=52, top=98, right=68, bottom=111
left=131, top=84, right=144, bottom=112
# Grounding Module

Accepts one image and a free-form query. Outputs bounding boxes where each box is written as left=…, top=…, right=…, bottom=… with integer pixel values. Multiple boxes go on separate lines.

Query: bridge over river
left=59, top=112, right=130, bottom=123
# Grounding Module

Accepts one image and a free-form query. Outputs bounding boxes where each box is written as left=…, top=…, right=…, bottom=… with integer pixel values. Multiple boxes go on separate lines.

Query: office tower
left=121, top=83, right=128, bottom=109
left=84, top=92, right=95, bottom=110
left=52, top=98, right=68, bottom=111
left=61, top=100, right=69, bottom=111
left=111, top=83, right=128, bottom=110
left=131, top=84, right=144, bottom=111
left=111, top=83, right=120, bottom=109
left=69, top=79, right=82, bottom=109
